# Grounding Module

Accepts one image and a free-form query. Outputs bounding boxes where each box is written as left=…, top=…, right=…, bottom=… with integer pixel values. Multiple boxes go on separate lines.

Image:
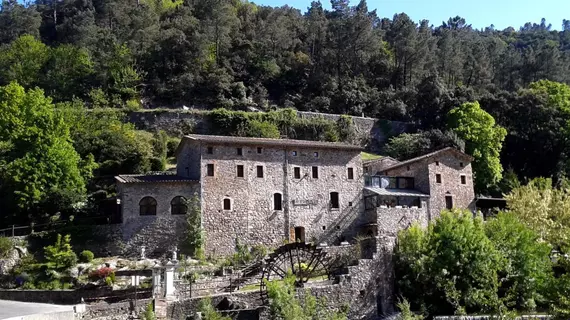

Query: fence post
left=11, top=225, right=14, bottom=237
left=30, top=222, right=34, bottom=234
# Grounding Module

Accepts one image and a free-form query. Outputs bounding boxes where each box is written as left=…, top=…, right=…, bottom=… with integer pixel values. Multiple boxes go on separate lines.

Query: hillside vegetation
left=1, top=0, right=570, bottom=227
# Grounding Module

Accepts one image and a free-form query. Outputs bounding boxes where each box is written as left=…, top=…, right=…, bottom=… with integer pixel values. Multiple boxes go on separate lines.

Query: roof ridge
left=380, top=147, right=473, bottom=172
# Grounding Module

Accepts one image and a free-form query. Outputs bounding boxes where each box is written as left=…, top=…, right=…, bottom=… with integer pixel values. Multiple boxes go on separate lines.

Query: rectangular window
left=435, top=161, right=439, bottom=166
left=347, top=167, right=354, bottom=180
left=257, top=147, right=263, bottom=154
left=237, top=148, right=243, bottom=156
left=237, top=165, right=244, bottom=177
left=274, top=193, right=282, bottom=211
left=294, top=167, right=301, bottom=179
left=207, top=146, right=213, bottom=154
left=292, top=151, right=297, bottom=156
left=223, top=198, right=232, bottom=210
left=314, top=152, right=319, bottom=158
left=460, top=162, right=464, bottom=167
left=436, top=174, right=442, bottom=183
left=330, top=192, right=339, bottom=209
left=206, top=164, right=214, bottom=176
left=312, top=166, right=319, bottom=179
left=257, top=165, right=264, bottom=178
left=461, top=175, right=466, bottom=185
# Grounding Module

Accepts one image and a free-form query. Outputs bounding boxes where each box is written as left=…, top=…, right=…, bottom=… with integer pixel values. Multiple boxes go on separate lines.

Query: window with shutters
left=206, top=164, right=214, bottom=176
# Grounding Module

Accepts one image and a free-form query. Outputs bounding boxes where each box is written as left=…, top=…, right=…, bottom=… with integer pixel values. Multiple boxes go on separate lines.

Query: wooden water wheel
left=259, top=242, right=331, bottom=303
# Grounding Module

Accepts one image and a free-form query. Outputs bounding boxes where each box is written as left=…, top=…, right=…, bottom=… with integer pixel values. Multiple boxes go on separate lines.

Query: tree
left=505, top=178, right=570, bottom=252
left=0, top=35, right=49, bottom=87
left=384, top=130, right=464, bottom=160
left=485, top=212, right=552, bottom=310
left=0, top=0, right=41, bottom=45
left=197, top=298, right=231, bottom=320
left=186, top=194, right=204, bottom=259
left=43, top=44, right=94, bottom=101
left=448, top=101, right=506, bottom=193
left=395, top=210, right=501, bottom=316
left=265, top=272, right=347, bottom=320
left=0, top=82, right=89, bottom=225
left=44, top=234, right=77, bottom=270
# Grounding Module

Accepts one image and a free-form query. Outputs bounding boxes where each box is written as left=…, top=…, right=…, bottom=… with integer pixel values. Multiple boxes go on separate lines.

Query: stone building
left=115, top=134, right=475, bottom=258
left=117, top=134, right=364, bottom=257
left=362, top=147, right=476, bottom=237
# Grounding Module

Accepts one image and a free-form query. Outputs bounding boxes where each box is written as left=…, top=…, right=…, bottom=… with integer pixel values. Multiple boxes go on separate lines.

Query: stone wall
left=426, top=153, right=475, bottom=219
left=78, top=299, right=152, bottom=320
left=0, top=288, right=151, bottom=305
left=116, top=181, right=200, bottom=257
left=127, top=110, right=412, bottom=152
left=384, top=149, right=475, bottom=220
left=189, top=141, right=363, bottom=256
left=371, top=205, right=429, bottom=236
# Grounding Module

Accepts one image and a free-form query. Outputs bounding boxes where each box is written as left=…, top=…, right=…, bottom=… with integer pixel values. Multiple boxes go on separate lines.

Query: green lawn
left=361, top=152, right=382, bottom=161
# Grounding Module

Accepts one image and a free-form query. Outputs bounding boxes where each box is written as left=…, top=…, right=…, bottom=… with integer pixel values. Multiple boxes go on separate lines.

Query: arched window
left=139, top=197, right=157, bottom=216
left=274, top=193, right=282, bottom=211
left=223, top=198, right=232, bottom=210
left=171, top=196, right=187, bottom=215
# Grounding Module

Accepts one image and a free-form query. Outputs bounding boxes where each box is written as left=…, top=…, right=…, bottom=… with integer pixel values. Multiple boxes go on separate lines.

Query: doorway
left=445, top=195, right=453, bottom=210
left=294, top=226, right=306, bottom=243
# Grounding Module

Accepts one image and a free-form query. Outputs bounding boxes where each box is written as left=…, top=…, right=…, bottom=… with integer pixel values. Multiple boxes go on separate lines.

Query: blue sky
left=253, top=0, right=570, bottom=30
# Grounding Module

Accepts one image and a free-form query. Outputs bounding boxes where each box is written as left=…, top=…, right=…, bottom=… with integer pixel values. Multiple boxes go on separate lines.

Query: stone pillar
left=152, top=264, right=162, bottom=297
left=164, top=261, right=176, bottom=299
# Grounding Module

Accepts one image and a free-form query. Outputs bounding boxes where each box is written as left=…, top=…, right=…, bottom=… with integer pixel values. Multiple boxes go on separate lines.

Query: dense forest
left=4, top=0, right=570, bottom=224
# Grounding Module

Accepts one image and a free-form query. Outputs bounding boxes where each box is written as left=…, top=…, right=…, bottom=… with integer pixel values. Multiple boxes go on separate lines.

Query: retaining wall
left=127, top=110, right=412, bottom=152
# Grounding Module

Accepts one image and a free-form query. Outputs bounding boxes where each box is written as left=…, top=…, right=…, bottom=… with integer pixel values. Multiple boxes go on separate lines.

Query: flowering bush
left=89, top=267, right=115, bottom=280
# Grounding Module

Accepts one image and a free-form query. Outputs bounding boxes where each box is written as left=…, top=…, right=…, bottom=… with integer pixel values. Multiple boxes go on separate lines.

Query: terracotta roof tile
left=115, top=173, right=198, bottom=184
left=381, top=147, right=473, bottom=172
left=182, top=134, right=363, bottom=151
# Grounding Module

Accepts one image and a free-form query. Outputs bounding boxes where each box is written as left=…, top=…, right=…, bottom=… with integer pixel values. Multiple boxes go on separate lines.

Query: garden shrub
left=44, top=234, right=77, bottom=270
left=0, top=237, right=12, bottom=259
left=79, top=250, right=94, bottom=263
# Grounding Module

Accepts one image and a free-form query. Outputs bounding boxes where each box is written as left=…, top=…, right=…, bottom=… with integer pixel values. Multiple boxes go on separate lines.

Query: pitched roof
left=115, top=173, right=198, bottom=184
left=381, top=147, right=474, bottom=172
left=363, top=156, right=399, bottom=164
left=179, top=134, right=363, bottom=151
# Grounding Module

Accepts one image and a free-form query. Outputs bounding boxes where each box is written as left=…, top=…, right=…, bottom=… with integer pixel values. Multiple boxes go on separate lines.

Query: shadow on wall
left=120, top=215, right=190, bottom=258
left=316, top=191, right=365, bottom=246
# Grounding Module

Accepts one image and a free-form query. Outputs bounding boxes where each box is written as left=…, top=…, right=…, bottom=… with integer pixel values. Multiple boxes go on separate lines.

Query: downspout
left=283, top=148, right=290, bottom=242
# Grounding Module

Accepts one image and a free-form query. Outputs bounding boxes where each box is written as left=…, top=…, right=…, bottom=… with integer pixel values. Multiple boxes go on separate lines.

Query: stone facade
left=115, top=177, right=200, bottom=256
left=175, top=135, right=364, bottom=256
left=363, top=148, right=476, bottom=221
